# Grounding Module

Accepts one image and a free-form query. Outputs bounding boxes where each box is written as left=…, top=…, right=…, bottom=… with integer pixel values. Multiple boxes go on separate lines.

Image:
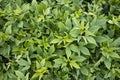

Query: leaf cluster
left=0, top=0, right=120, bottom=80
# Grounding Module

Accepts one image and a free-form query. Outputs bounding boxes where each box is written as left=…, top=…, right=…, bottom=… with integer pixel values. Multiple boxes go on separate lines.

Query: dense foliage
left=0, top=0, right=120, bottom=80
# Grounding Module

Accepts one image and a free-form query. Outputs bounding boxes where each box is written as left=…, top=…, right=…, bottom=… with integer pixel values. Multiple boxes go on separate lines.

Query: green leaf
left=35, top=67, right=48, bottom=79
left=66, top=18, right=72, bottom=30
left=16, top=0, right=22, bottom=6
left=48, top=45, right=55, bottom=54
left=80, top=47, right=90, bottom=56
left=81, top=67, right=89, bottom=76
left=86, top=36, right=97, bottom=45
left=104, top=59, right=111, bottom=69
left=66, top=46, right=71, bottom=58
left=40, top=59, right=46, bottom=67
left=111, top=37, right=120, bottom=47
left=54, top=58, right=64, bottom=68
left=14, top=5, right=22, bottom=15
left=31, top=67, right=48, bottom=80
left=89, top=16, right=106, bottom=32
left=50, top=39, right=60, bottom=44
left=70, top=28, right=80, bottom=37
left=18, top=21, right=23, bottom=28
left=37, top=2, right=47, bottom=12
left=44, top=7, right=51, bottom=15
left=5, top=25, right=12, bottom=34
left=31, top=73, right=39, bottom=80
left=70, top=60, right=80, bottom=69
left=32, top=0, right=37, bottom=7
left=70, top=44, right=79, bottom=53
left=26, top=73, right=29, bottom=80
left=17, top=59, right=29, bottom=66
left=0, top=18, right=5, bottom=26
left=83, top=36, right=88, bottom=44
left=15, top=70, right=25, bottom=79
left=95, top=36, right=108, bottom=43
left=110, top=52, right=120, bottom=58
left=58, top=22, right=67, bottom=32
left=22, top=4, right=30, bottom=11
left=108, top=20, right=114, bottom=24
left=88, top=25, right=100, bottom=33
left=71, top=55, right=86, bottom=62
left=72, top=17, right=79, bottom=27
left=22, top=66, right=30, bottom=71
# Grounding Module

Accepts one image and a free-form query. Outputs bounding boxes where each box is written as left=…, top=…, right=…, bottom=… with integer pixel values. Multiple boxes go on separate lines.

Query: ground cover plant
left=0, top=0, right=120, bottom=80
